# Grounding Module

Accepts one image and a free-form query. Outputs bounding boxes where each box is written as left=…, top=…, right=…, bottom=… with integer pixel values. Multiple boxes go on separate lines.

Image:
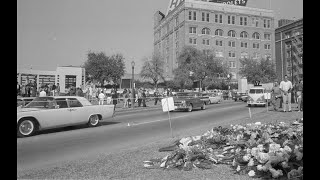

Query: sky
left=17, top=0, right=303, bottom=74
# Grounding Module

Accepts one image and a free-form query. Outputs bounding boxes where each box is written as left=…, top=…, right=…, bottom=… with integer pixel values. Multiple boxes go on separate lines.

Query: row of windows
left=189, top=38, right=272, bottom=49
left=188, top=11, right=272, bottom=28
left=189, top=27, right=271, bottom=40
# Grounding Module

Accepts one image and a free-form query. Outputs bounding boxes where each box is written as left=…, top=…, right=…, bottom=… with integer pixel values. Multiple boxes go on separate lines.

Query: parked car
left=232, top=92, right=241, bottom=101
left=203, top=93, right=222, bottom=104
left=17, top=96, right=115, bottom=137
left=17, top=97, right=35, bottom=107
left=247, top=86, right=271, bottom=107
left=173, top=92, right=206, bottom=112
left=239, top=93, right=249, bottom=102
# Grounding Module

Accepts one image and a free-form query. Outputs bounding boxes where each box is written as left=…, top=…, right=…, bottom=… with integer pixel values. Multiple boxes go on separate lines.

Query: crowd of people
left=271, top=75, right=303, bottom=112
left=17, top=81, right=60, bottom=97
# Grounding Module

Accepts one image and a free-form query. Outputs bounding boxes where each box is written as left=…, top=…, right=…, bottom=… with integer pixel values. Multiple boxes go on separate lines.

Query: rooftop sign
left=166, top=0, right=248, bottom=16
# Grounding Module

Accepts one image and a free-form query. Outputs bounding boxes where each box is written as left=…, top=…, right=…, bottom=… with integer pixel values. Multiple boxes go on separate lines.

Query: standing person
left=39, top=88, right=46, bottom=97
left=112, top=90, right=118, bottom=110
left=98, top=90, right=105, bottom=105
left=137, top=89, right=142, bottom=107
left=21, top=85, right=26, bottom=97
left=142, top=89, right=147, bottom=107
left=271, top=80, right=281, bottom=111
left=295, top=79, right=303, bottom=112
left=154, top=89, right=159, bottom=105
left=52, top=84, right=56, bottom=96
left=128, top=90, right=132, bottom=108
left=17, top=82, right=21, bottom=96
left=279, top=75, right=293, bottom=112
left=56, top=83, right=60, bottom=96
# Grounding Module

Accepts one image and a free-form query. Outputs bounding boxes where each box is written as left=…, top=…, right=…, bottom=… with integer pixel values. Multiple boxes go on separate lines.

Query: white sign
left=161, top=97, right=175, bottom=112
left=166, top=0, right=185, bottom=15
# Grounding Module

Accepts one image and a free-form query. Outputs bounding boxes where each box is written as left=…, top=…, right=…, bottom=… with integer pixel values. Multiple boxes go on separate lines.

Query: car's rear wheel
left=187, top=104, right=193, bottom=112
left=88, top=114, right=100, bottom=127
left=18, top=119, right=36, bottom=137
left=248, top=104, right=251, bottom=107
left=201, top=103, right=206, bottom=110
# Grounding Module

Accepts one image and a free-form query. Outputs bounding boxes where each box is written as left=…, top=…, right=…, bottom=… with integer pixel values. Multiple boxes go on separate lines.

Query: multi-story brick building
left=154, top=0, right=275, bottom=81
left=275, top=18, right=303, bottom=83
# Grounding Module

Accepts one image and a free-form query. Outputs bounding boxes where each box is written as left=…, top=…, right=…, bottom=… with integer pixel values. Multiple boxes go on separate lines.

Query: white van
left=247, top=86, right=271, bottom=107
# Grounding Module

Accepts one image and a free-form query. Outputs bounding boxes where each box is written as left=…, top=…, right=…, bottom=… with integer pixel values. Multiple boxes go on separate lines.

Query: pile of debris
left=144, top=119, right=303, bottom=179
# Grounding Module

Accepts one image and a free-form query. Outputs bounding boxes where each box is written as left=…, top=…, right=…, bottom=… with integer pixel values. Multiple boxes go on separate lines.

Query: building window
left=215, top=29, right=223, bottom=36
left=189, top=11, right=196, bottom=20
left=216, top=40, right=223, bottom=46
left=264, top=44, right=271, bottom=50
left=284, top=32, right=291, bottom=39
left=240, top=31, right=248, bottom=38
left=253, top=52, right=260, bottom=59
left=202, top=28, right=210, bottom=35
left=264, top=33, right=271, bottom=40
left=228, top=15, right=235, bottom=24
left=227, top=30, right=236, bottom=37
left=240, top=42, right=248, bottom=48
left=216, top=51, right=223, bottom=57
left=228, top=41, right=235, bottom=47
left=202, top=39, right=210, bottom=45
left=189, top=38, right=197, bottom=44
left=215, top=14, right=222, bottom=23
left=253, top=43, right=260, bottom=49
left=189, top=27, right=196, bottom=34
left=229, top=51, right=236, bottom=58
left=240, top=52, right=249, bottom=59
left=229, top=61, right=236, bottom=68
left=252, top=32, right=260, bottom=39
left=264, top=19, right=271, bottom=28
left=202, top=12, right=209, bottom=22
left=240, top=17, right=247, bottom=25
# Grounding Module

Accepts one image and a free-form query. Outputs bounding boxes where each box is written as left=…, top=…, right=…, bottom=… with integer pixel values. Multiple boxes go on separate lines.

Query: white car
left=247, top=86, right=271, bottom=107
left=17, top=96, right=115, bottom=137
left=203, top=93, right=222, bottom=104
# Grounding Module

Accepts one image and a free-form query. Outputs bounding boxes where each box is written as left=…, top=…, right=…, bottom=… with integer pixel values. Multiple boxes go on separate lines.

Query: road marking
left=127, top=105, right=246, bottom=127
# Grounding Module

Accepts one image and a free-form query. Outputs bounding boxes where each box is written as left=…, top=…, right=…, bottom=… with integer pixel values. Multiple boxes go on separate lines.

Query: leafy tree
left=173, top=46, right=230, bottom=90
left=140, top=52, right=165, bottom=89
left=83, top=51, right=125, bottom=87
left=238, top=58, right=277, bottom=84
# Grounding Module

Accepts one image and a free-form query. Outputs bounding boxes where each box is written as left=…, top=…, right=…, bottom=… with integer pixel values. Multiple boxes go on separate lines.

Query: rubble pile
left=144, top=118, right=303, bottom=179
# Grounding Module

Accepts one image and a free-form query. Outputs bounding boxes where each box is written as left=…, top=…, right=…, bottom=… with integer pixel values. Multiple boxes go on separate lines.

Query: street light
left=131, top=60, right=135, bottom=109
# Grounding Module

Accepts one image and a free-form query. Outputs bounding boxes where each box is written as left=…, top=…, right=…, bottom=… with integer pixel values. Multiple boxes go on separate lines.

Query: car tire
left=17, top=119, right=36, bottom=138
left=88, top=114, right=100, bottom=127
left=201, top=103, right=206, bottom=110
left=187, top=104, right=193, bottom=112
left=248, top=104, right=251, bottom=107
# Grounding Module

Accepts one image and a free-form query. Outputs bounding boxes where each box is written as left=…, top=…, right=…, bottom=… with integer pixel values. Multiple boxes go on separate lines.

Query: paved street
left=17, top=100, right=267, bottom=173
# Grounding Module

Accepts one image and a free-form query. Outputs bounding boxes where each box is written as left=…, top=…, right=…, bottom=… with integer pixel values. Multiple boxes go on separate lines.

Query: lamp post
left=131, top=61, right=135, bottom=109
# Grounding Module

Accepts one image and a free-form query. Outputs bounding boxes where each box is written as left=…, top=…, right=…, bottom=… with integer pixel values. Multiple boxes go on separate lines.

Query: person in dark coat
left=142, top=90, right=147, bottom=107
left=112, top=89, right=118, bottom=110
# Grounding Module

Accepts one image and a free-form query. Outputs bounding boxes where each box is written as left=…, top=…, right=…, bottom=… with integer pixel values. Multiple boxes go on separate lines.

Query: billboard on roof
left=166, top=0, right=248, bottom=16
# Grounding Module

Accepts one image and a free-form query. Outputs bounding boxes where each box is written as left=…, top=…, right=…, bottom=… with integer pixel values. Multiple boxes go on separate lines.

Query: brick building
left=275, top=18, right=303, bottom=83
left=154, top=0, right=275, bottom=81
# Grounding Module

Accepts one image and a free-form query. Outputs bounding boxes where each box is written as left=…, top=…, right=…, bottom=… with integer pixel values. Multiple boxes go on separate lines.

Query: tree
left=140, top=52, right=165, bottom=89
left=83, top=51, right=125, bottom=87
left=173, top=46, right=230, bottom=90
left=238, top=58, right=277, bottom=84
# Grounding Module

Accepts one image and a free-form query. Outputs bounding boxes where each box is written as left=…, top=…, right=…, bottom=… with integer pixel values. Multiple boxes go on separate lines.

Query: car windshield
left=249, top=89, right=264, bottom=94
left=25, top=97, right=55, bottom=108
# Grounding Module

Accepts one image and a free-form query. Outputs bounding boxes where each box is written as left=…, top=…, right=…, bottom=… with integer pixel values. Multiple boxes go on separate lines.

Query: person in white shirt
left=98, top=90, right=105, bottom=105
left=279, top=75, right=293, bottom=112
left=39, top=89, right=46, bottom=97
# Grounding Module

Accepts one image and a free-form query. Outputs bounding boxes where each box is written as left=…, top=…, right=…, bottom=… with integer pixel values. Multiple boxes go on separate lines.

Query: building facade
left=275, top=18, right=303, bottom=83
left=17, top=66, right=86, bottom=93
left=154, top=0, right=275, bottom=81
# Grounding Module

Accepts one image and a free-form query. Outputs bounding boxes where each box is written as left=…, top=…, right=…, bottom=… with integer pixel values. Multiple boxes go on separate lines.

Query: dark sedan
left=173, top=92, right=206, bottom=112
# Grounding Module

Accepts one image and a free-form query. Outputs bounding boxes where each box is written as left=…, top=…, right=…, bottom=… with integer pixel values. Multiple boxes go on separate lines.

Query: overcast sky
left=17, top=0, right=303, bottom=73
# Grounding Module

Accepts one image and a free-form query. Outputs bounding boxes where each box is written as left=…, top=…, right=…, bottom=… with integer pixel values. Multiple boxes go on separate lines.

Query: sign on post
left=161, top=97, right=175, bottom=138
left=161, top=97, right=175, bottom=112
